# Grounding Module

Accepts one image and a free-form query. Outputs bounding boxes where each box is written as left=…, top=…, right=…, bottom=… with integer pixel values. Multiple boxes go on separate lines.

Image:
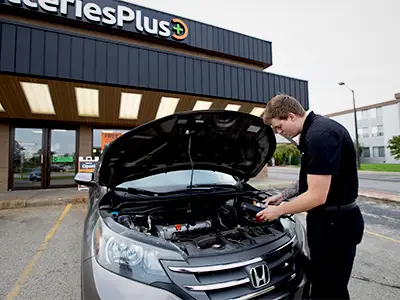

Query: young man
left=256, top=95, right=364, bottom=300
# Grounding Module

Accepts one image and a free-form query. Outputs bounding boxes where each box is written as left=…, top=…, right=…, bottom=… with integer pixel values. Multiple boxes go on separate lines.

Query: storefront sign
left=52, top=155, right=74, bottom=163
left=3, top=0, right=188, bottom=41
left=77, top=156, right=98, bottom=190
left=101, top=132, right=122, bottom=150
left=79, top=161, right=97, bottom=172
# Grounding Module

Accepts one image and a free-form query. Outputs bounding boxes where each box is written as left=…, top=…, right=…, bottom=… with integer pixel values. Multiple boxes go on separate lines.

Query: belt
left=323, top=201, right=357, bottom=211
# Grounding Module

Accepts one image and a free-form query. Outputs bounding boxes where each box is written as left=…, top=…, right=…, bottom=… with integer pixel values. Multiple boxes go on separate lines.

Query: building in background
left=325, top=93, right=400, bottom=164
left=0, top=0, right=309, bottom=192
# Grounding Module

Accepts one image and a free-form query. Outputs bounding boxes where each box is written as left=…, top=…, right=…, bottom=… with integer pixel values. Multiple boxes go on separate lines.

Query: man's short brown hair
left=262, top=94, right=306, bottom=125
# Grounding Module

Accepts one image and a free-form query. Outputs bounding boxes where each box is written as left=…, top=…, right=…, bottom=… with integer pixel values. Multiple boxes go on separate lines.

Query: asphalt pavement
left=0, top=205, right=84, bottom=300
left=267, top=167, right=400, bottom=195
left=0, top=200, right=399, bottom=300
left=350, top=197, right=400, bottom=298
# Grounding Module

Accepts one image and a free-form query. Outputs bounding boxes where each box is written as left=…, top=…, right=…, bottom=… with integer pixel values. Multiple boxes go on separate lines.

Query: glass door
left=48, top=129, right=77, bottom=188
left=12, top=128, right=45, bottom=189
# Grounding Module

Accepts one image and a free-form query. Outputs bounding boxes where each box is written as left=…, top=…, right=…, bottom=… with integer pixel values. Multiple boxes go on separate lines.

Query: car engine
left=106, top=191, right=287, bottom=256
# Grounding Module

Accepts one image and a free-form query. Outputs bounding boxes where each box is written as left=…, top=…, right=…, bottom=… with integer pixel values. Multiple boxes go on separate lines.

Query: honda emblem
left=249, top=264, right=270, bottom=289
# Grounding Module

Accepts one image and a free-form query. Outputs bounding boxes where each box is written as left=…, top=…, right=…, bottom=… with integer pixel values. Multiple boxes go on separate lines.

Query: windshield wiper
left=186, top=184, right=239, bottom=190
left=115, top=186, right=215, bottom=199
left=114, top=187, right=156, bottom=197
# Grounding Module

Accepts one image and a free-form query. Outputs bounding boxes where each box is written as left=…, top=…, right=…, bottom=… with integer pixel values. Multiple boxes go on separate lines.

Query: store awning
left=0, top=74, right=265, bottom=127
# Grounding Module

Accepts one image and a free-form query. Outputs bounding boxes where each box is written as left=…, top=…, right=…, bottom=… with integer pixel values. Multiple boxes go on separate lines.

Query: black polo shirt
left=298, top=111, right=358, bottom=213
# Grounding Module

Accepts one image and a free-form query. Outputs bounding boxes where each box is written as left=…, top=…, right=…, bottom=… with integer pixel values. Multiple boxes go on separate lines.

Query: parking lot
left=0, top=197, right=399, bottom=300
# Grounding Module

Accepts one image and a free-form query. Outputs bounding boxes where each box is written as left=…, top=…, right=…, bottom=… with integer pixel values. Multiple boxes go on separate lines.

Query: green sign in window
left=52, top=156, right=74, bottom=163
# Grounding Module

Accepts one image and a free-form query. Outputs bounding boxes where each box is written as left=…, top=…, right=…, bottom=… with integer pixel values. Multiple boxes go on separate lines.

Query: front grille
left=161, top=235, right=303, bottom=300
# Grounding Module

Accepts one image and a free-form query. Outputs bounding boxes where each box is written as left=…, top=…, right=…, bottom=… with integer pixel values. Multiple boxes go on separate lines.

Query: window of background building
left=369, top=107, right=382, bottom=119
left=371, top=125, right=384, bottom=137
left=358, top=127, right=369, bottom=138
left=371, top=126, right=377, bottom=137
left=362, top=110, right=369, bottom=120
left=373, top=146, right=385, bottom=157
left=363, top=127, right=369, bottom=137
left=361, top=147, right=370, bottom=157
left=369, top=108, right=376, bottom=119
left=92, top=129, right=129, bottom=157
left=377, top=125, right=384, bottom=136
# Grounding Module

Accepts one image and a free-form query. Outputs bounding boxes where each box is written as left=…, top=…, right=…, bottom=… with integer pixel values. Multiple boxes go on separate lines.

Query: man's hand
left=262, top=193, right=283, bottom=207
left=256, top=205, right=283, bottom=222
left=267, top=174, right=331, bottom=216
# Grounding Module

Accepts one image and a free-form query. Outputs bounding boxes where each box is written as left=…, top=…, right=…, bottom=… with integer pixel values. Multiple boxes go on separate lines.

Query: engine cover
left=155, top=221, right=212, bottom=240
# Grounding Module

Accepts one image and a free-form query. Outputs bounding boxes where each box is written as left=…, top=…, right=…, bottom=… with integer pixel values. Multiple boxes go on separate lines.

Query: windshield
left=116, top=170, right=238, bottom=193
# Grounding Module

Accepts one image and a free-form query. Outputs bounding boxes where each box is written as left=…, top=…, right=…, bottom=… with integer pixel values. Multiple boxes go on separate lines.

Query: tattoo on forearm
left=280, top=181, right=300, bottom=200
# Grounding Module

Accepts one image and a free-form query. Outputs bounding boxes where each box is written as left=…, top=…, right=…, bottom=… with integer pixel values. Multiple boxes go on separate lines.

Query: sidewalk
left=248, top=179, right=400, bottom=204
left=0, top=187, right=88, bottom=210
left=273, top=165, right=400, bottom=175
left=0, top=179, right=398, bottom=210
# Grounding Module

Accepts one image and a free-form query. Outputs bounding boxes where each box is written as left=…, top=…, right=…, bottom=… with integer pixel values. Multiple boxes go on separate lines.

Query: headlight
left=92, top=217, right=182, bottom=284
left=280, top=215, right=310, bottom=258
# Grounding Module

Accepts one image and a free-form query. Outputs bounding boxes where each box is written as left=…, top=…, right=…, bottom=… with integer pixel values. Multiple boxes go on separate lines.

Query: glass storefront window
left=92, top=129, right=129, bottom=158
left=50, top=129, right=76, bottom=187
left=12, top=127, right=77, bottom=189
left=12, top=128, right=43, bottom=189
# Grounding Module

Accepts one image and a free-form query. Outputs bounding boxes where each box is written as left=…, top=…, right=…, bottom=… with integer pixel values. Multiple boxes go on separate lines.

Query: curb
left=249, top=181, right=294, bottom=191
left=250, top=182, right=400, bottom=204
left=357, top=191, right=400, bottom=205
left=251, top=182, right=294, bottom=190
left=271, top=166, right=400, bottom=175
left=0, top=195, right=88, bottom=210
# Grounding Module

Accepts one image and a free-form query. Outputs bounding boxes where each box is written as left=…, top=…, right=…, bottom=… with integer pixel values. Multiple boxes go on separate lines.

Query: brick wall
left=78, top=126, right=92, bottom=158
left=0, top=124, right=9, bottom=192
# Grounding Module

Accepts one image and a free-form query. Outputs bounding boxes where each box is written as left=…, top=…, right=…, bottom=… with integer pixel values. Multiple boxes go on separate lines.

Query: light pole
left=338, top=82, right=360, bottom=169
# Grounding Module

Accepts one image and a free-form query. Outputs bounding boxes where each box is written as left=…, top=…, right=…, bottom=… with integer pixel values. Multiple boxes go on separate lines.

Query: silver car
left=75, top=110, right=311, bottom=300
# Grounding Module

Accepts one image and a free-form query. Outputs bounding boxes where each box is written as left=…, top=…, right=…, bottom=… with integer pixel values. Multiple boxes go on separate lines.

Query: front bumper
left=82, top=257, right=182, bottom=300
left=275, top=276, right=310, bottom=300
left=82, top=257, right=310, bottom=300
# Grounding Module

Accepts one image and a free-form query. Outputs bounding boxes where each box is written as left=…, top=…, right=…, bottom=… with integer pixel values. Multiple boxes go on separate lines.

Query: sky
left=126, top=0, right=399, bottom=115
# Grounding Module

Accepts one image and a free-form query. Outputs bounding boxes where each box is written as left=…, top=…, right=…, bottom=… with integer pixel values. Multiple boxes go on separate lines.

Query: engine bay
left=101, top=189, right=289, bottom=256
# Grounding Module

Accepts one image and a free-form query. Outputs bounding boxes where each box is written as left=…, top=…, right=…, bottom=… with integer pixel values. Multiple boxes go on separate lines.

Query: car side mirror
left=74, top=172, right=95, bottom=187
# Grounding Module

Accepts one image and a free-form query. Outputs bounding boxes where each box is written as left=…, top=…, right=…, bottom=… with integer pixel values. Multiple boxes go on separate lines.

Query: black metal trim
left=0, top=2, right=272, bottom=66
left=7, top=122, right=80, bottom=190
left=0, top=19, right=309, bottom=109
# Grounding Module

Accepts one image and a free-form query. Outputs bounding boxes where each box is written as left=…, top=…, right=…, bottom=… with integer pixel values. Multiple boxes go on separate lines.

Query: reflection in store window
left=92, top=129, right=129, bottom=158
left=13, top=128, right=43, bottom=188
left=50, top=129, right=76, bottom=187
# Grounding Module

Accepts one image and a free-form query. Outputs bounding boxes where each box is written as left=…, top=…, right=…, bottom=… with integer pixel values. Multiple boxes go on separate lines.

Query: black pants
left=306, top=205, right=364, bottom=300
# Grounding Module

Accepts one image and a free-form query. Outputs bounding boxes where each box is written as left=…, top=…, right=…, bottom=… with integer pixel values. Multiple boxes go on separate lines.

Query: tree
left=387, top=135, right=400, bottom=160
left=273, top=144, right=301, bottom=166
left=354, top=141, right=363, bottom=157
left=273, top=145, right=285, bottom=166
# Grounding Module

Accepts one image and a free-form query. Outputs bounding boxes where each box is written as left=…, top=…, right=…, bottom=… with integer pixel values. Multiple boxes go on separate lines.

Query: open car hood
left=98, top=110, right=276, bottom=188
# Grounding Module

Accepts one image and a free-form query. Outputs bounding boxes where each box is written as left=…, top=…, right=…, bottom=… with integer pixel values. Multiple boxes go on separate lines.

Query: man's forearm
left=279, top=181, right=300, bottom=201
left=278, top=190, right=324, bottom=215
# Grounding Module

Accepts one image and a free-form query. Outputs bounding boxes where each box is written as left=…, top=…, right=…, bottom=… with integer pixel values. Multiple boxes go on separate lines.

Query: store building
left=325, top=93, right=400, bottom=164
left=0, top=0, right=309, bottom=192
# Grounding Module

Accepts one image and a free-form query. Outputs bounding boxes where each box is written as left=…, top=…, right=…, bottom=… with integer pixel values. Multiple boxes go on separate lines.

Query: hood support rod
left=186, top=130, right=195, bottom=196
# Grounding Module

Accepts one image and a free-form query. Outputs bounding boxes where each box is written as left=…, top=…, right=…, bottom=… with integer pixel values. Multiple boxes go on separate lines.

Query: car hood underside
left=98, top=110, right=276, bottom=188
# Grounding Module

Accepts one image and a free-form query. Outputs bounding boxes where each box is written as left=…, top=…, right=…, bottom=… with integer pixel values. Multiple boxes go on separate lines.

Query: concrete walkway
left=0, top=178, right=398, bottom=210
left=249, top=179, right=400, bottom=204
left=0, top=187, right=87, bottom=210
